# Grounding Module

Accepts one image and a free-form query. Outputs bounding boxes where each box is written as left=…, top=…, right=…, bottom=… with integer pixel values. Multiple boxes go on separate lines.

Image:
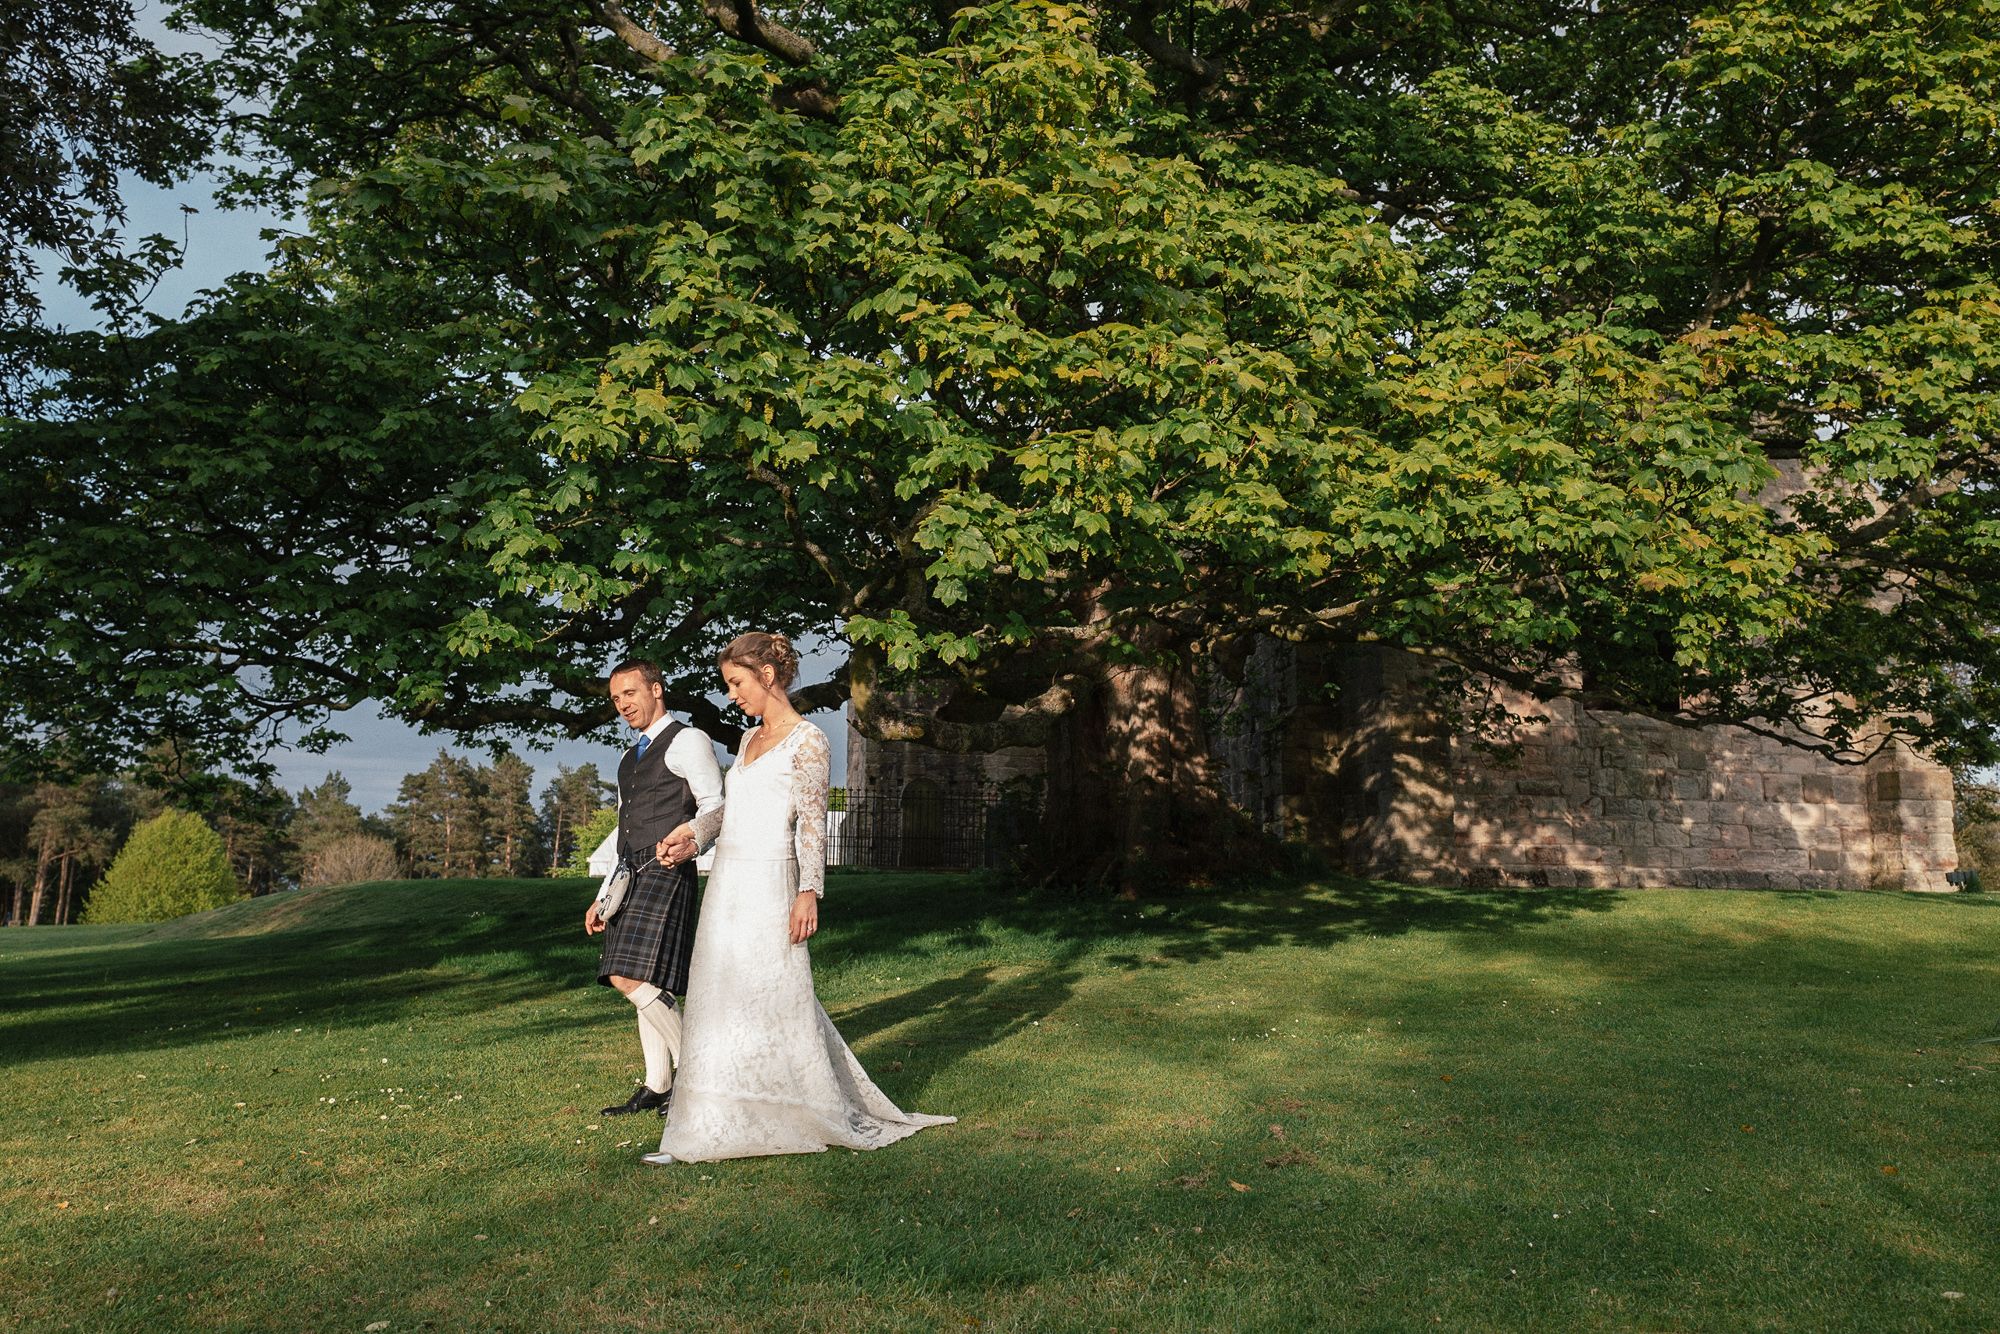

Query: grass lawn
left=2, top=872, right=1996, bottom=1332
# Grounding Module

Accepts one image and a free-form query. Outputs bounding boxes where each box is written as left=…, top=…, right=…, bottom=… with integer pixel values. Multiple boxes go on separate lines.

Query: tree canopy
left=0, top=4, right=218, bottom=402
left=4, top=0, right=1996, bottom=878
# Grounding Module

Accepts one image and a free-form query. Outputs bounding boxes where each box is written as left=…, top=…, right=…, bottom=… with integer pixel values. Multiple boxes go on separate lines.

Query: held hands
left=788, top=891, right=818, bottom=945
left=656, top=823, right=698, bottom=867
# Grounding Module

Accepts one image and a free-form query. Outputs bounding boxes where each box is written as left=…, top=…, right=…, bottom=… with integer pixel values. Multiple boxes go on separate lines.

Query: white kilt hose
left=597, top=860, right=699, bottom=994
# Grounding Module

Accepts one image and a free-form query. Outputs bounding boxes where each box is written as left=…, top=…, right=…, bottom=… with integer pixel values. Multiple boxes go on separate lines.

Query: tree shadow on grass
left=814, top=873, right=1623, bottom=1104
left=0, top=883, right=605, bottom=1066
left=0, top=873, right=1621, bottom=1074
left=826, top=871, right=1622, bottom=971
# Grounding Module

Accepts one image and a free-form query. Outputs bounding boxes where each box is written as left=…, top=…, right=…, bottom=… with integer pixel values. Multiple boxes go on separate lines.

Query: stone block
left=1737, top=851, right=1805, bottom=875
left=1871, top=768, right=1953, bottom=802
left=1513, top=777, right=1568, bottom=798
left=1600, top=745, right=1653, bottom=772
left=1671, top=773, right=1709, bottom=801
left=1574, top=820, right=1617, bottom=848
left=1630, top=770, right=1681, bottom=799
left=1714, top=774, right=1767, bottom=803
left=1762, top=774, right=1803, bottom=803
left=1739, top=804, right=1789, bottom=831
left=1688, top=823, right=1752, bottom=849
left=1766, top=823, right=1807, bottom=851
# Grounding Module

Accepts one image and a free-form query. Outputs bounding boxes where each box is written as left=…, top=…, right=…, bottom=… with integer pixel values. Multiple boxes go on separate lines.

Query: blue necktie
left=635, top=733, right=652, bottom=759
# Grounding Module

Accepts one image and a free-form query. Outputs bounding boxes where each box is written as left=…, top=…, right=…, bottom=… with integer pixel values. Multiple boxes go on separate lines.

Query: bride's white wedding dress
left=650, top=720, right=953, bottom=1163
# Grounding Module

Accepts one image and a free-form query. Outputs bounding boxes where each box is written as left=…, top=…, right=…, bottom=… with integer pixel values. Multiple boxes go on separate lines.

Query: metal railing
left=826, top=790, right=1037, bottom=871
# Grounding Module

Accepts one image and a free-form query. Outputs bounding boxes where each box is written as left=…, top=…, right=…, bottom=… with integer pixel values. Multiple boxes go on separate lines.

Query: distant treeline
left=1, top=752, right=615, bottom=925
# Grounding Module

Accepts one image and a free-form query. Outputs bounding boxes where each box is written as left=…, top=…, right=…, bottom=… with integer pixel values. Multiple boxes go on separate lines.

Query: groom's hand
left=658, top=832, right=697, bottom=865
left=584, top=902, right=606, bottom=936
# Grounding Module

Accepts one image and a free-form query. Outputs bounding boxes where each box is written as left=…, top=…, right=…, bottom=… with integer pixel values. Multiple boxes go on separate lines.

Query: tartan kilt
left=597, top=860, right=699, bottom=994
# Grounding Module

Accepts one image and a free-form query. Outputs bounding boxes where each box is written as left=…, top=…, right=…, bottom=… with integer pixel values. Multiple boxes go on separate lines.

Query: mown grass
left=2, top=872, right=1996, bottom=1332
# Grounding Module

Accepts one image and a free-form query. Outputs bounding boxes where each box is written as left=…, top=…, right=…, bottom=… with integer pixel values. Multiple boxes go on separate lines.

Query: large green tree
left=4, top=0, right=1996, bottom=885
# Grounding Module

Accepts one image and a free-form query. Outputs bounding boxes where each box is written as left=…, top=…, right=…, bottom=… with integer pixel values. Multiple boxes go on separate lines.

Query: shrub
left=84, top=810, right=244, bottom=923
left=556, top=806, right=620, bottom=877
left=306, top=834, right=400, bottom=888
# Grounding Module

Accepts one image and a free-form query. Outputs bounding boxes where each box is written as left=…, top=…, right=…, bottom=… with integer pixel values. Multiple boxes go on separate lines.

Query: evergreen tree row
left=0, top=753, right=616, bottom=924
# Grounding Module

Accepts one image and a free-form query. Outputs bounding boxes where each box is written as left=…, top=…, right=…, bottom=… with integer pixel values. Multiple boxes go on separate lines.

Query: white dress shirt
left=632, top=714, right=726, bottom=850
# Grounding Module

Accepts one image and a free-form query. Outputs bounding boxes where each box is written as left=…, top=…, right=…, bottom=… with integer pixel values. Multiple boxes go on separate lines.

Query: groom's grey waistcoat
left=616, top=720, right=694, bottom=862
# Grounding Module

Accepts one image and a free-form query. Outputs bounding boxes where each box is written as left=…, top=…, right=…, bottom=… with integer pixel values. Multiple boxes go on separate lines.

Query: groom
left=584, top=659, right=723, bottom=1116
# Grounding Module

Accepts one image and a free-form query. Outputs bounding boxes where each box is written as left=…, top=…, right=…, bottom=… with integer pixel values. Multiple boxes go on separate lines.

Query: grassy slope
left=1, top=873, right=1996, bottom=1333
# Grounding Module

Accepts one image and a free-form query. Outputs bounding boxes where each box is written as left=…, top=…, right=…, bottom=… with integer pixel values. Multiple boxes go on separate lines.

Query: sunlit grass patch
left=1, top=875, right=1995, bottom=1331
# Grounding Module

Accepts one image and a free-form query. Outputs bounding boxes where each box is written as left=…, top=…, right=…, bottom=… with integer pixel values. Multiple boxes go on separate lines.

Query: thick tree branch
left=789, top=667, right=850, bottom=716
left=855, top=673, right=1088, bottom=752
left=1120, top=0, right=1225, bottom=89
left=699, top=0, right=817, bottom=66
left=594, top=1, right=676, bottom=63
left=593, top=0, right=838, bottom=117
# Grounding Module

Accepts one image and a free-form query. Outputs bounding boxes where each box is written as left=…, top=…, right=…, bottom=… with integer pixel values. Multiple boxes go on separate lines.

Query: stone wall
left=1302, top=647, right=1959, bottom=892
left=844, top=708, right=1047, bottom=801
left=848, top=647, right=1961, bottom=891
left=1440, top=697, right=1958, bottom=890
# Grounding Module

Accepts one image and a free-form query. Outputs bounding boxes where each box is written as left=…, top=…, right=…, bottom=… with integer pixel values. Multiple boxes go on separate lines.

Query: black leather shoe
left=601, top=1087, right=670, bottom=1117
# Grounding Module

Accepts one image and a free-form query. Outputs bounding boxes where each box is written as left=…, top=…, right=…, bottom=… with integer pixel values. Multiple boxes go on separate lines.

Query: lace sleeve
left=791, top=724, right=830, bottom=898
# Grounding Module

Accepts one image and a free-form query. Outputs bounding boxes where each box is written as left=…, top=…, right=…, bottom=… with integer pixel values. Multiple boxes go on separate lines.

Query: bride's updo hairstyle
left=716, top=631, right=800, bottom=689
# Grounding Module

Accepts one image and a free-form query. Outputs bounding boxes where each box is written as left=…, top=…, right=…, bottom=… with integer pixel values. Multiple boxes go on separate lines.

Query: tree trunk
left=55, top=855, right=75, bottom=925
left=1036, top=633, right=1269, bottom=896
left=26, top=829, right=55, bottom=925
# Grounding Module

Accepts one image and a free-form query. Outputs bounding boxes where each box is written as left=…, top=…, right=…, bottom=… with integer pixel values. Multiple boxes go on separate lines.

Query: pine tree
left=23, top=780, right=120, bottom=925
left=388, top=752, right=487, bottom=878
left=293, top=773, right=369, bottom=887
left=539, top=764, right=612, bottom=875
left=482, top=750, right=543, bottom=878
left=209, top=777, right=292, bottom=896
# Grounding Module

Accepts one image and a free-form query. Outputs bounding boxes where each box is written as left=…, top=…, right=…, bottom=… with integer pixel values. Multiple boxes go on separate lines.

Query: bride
left=642, top=631, right=953, bottom=1164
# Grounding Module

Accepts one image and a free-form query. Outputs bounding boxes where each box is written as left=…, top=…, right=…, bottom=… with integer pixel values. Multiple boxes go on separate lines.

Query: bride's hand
left=788, top=891, right=818, bottom=945
left=656, top=823, right=696, bottom=865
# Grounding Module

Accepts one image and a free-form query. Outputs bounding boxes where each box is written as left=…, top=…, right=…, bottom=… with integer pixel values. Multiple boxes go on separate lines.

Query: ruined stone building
left=846, top=644, right=1961, bottom=891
